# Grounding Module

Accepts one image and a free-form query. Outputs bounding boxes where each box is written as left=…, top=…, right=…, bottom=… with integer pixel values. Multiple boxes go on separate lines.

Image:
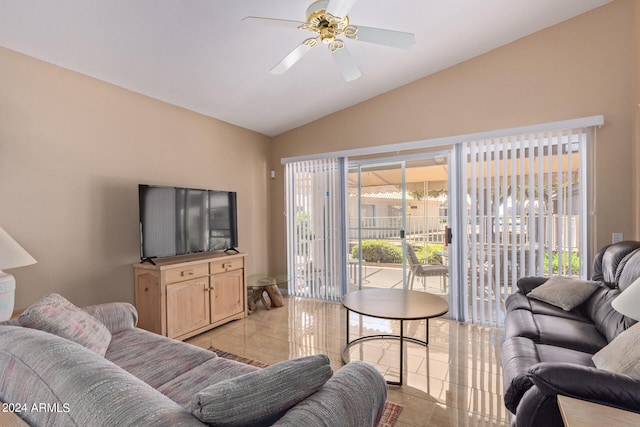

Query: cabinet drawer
left=210, top=258, right=243, bottom=274
left=164, top=263, right=209, bottom=284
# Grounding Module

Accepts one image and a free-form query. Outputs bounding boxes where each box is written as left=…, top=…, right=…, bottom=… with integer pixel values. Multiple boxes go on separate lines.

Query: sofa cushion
left=106, top=327, right=218, bottom=389
left=582, top=285, right=636, bottom=343
left=504, top=309, right=607, bottom=354
left=617, top=249, right=640, bottom=292
left=18, top=293, right=111, bottom=356
left=598, top=242, right=640, bottom=286
left=82, top=302, right=138, bottom=334
left=158, top=357, right=259, bottom=408
left=505, top=292, right=590, bottom=323
left=527, top=276, right=599, bottom=311
left=592, top=323, right=640, bottom=379
left=191, top=354, right=333, bottom=427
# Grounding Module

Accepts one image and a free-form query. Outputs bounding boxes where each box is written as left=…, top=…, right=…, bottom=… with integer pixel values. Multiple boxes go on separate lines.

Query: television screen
left=138, top=184, right=238, bottom=260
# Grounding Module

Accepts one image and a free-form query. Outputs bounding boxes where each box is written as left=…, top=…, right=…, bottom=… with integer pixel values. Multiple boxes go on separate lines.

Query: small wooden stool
left=248, top=277, right=284, bottom=311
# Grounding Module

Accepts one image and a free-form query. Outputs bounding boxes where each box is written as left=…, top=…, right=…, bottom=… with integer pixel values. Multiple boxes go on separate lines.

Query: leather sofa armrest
left=501, top=337, right=541, bottom=414
left=527, top=363, right=640, bottom=412
left=503, top=372, right=533, bottom=414
left=82, top=302, right=138, bottom=334
left=516, top=276, right=549, bottom=294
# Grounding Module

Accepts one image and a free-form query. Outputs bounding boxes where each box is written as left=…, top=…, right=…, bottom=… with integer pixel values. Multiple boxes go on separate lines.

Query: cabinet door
left=166, top=278, right=211, bottom=338
left=211, top=269, right=243, bottom=323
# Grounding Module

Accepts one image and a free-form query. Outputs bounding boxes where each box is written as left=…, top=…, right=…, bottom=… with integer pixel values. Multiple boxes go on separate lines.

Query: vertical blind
left=282, top=117, right=600, bottom=326
left=285, top=158, right=347, bottom=301
left=457, top=127, right=590, bottom=325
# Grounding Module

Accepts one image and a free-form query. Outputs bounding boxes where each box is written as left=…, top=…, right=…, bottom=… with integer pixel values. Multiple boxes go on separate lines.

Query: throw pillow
left=191, top=354, right=333, bottom=427
left=18, top=293, right=112, bottom=356
left=516, top=276, right=549, bottom=294
left=526, top=276, right=599, bottom=311
left=592, top=323, right=640, bottom=379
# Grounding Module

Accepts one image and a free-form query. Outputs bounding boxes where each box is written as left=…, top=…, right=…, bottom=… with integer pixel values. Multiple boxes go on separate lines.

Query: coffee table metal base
left=340, top=289, right=449, bottom=386
left=341, top=314, right=430, bottom=386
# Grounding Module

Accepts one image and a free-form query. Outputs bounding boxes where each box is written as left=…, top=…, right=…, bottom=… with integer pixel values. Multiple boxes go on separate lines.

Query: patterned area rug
left=209, top=347, right=402, bottom=426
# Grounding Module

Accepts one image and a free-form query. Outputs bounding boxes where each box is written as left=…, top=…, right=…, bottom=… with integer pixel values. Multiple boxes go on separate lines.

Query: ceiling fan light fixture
left=344, top=25, right=358, bottom=39
left=320, top=28, right=336, bottom=43
left=329, top=40, right=344, bottom=52
left=244, top=0, right=415, bottom=81
left=303, top=38, right=318, bottom=48
left=303, top=1, right=350, bottom=46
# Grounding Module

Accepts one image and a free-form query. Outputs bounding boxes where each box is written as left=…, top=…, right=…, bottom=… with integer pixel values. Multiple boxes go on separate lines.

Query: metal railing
left=348, top=216, right=446, bottom=243
left=349, top=214, right=579, bottom=253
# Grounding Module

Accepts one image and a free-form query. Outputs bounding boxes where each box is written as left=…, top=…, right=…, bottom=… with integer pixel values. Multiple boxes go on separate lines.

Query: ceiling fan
left=242, top=0, right=415, bottom=82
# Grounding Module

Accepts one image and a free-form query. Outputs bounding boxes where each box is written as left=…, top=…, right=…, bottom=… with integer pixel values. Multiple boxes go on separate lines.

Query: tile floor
left=186, top=296, right=508, bottom=427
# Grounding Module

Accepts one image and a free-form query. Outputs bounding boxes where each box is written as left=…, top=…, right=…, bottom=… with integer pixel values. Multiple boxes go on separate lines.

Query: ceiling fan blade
left=331, top=45, right=361, bottom=82
left=350, top=25, right=415, bottom=49
left=242, top=16, right=305, bottom=30
left=270, top=39, right=317, bottom=75
left=326, top=0, right=359, bottom=19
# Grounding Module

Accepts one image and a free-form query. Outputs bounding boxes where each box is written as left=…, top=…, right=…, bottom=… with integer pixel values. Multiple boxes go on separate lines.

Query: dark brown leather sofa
left=501, top=241, right=640, bottom=426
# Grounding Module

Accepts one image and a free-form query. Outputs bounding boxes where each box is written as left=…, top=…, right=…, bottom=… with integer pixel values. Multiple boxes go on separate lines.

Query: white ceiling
left=0, top=0, right=612, bottom=137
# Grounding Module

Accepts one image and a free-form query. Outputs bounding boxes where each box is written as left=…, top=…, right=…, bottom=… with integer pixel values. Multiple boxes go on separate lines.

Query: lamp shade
left=612, top=276, right=640, bottom=321
left=0, top=227, right=37, bottom=270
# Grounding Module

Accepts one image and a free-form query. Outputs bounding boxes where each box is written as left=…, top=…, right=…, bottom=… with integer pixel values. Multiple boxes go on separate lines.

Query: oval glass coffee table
left=341, top=288, right=449, bottom=386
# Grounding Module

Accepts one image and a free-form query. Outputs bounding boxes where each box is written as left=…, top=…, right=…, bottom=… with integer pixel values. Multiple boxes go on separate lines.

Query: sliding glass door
left=283, top=118, right=595, bottom=326
left=347, top=155, right=451, bottom=296
left=348, top=161, right=407, bottom=292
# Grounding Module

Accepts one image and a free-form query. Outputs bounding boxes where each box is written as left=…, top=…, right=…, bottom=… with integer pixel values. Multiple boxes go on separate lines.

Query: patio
left=348, top=263, right=448, bottom=296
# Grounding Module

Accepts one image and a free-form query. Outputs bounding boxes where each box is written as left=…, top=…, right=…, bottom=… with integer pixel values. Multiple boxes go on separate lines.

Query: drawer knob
left=181, top=270, right=195, bottom=277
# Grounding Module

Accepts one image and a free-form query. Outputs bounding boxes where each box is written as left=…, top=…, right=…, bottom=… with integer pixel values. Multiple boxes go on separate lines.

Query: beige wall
left=1, top=1, right=636, bottom=309
left=0, top=46, right=271, bottom=310
left=634, top=0, right=640, bottom=236
left=270, top=0, right=635, bottom=275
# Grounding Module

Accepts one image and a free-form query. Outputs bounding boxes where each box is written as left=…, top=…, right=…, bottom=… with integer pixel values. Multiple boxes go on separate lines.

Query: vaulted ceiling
left=0, top=0, right=612, bottom=136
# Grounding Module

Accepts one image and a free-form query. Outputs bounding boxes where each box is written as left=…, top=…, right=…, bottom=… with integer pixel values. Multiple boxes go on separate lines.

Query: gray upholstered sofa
left=0, top=294, right=387, bottom=426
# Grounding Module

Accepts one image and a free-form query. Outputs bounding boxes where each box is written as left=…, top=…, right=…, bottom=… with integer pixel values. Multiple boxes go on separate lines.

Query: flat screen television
left=138, top=184, right=238, bottom=262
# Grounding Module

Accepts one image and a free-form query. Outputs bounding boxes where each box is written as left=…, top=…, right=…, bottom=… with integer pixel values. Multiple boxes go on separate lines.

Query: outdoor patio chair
left=406, top=244, right=448, bottom=293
